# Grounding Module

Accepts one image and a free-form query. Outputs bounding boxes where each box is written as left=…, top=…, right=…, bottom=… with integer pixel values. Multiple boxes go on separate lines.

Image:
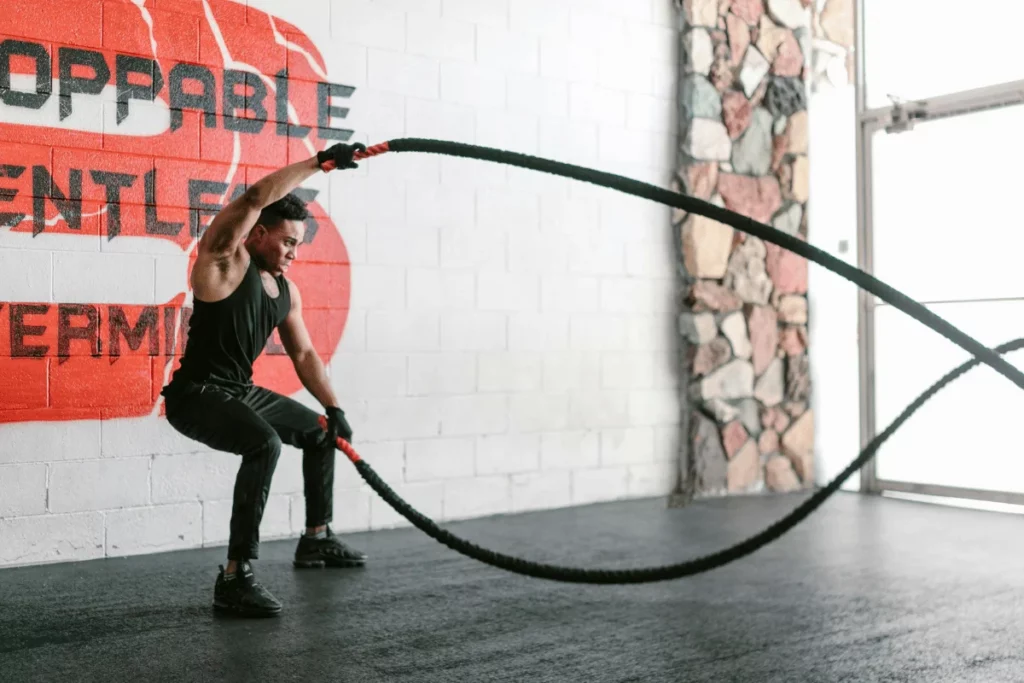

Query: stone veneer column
left=675, top=0, right=817, bottom=498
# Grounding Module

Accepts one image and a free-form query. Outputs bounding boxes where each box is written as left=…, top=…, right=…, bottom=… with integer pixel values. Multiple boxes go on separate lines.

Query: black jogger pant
left=163, top=381, right=336, bottom=561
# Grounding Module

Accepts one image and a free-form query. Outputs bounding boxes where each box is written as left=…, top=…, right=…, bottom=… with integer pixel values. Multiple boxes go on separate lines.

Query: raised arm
left=197, top=143, right=366, bottom=260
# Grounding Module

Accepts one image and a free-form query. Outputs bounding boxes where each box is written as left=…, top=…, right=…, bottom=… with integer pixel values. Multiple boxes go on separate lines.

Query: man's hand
left=325, top=406, right=353, bottom=444
left=317, top=143, right=367, bottom=172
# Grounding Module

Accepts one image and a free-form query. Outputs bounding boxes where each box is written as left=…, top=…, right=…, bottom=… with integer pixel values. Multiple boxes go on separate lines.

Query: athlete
left=161, top=142, right=367, bottom=618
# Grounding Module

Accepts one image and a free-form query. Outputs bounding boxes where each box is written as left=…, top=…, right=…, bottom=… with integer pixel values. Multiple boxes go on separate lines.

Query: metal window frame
left=854, top=3, right=1024, bottom=505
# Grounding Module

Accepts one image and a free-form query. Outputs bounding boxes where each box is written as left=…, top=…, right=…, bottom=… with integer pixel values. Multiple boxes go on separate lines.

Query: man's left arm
left=279, top=279, right=351, bottom=440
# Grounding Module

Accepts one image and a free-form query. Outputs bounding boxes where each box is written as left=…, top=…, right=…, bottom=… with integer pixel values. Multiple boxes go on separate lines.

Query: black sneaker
left=213, top=562, right=283, bottom=618
left=293, top=526, right=367, bottom=568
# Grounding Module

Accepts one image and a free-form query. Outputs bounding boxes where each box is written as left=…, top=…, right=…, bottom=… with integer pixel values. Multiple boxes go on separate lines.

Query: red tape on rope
left=317, top=415, right=362, bottom=463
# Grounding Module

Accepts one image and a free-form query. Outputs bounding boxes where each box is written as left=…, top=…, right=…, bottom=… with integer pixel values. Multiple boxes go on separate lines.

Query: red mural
left=0, top=0, right=354, bottom=423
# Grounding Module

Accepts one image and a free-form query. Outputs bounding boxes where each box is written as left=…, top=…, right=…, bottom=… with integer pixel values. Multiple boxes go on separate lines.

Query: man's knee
left=243, top=432, right=283, bottom=463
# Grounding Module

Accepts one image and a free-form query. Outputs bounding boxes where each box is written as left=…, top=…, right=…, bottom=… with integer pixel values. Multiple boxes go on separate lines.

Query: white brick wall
left=0, top=0, right=681, bottom=569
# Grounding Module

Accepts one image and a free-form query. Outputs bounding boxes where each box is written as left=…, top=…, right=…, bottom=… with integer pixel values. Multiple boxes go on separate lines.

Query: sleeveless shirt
left=164, top=258, right=291, bottom=393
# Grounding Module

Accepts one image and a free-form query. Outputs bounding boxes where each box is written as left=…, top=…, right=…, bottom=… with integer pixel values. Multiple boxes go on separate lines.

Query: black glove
left=317, top=143, right=366, bottom=172
left=325, top=406, right=353, bottom=444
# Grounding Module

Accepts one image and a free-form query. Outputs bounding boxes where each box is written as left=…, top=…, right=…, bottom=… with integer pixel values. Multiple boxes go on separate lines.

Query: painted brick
left=572, top=467, right=629, bottom=505
left=539, top=37, right=599, bottom=84
left=478, top=352, right=543, bottom=392
left=542, top=351, right=603, bottom=392
left=627, top=314, right=675, bottom=351
left=361, top=397, right=441, bottom=441
left=407, top=353, right=477, bottom=395
left=477, top=272, right=539, bottom=313
left=331, top=0, right=406, bottom=50
left=569, top=83, right=627, bottom=127
left=308, top=486, right=372, bottom=534
left=541, top=275, right=600, bottom=312
left=407, top=14, right=475, bottom=62
left=330, top=173, right=407, bottom=225
left=440, top=155, right=508, bottom=189
left=627, top=461, right=679, bottom=498
left=405, top=437, right=475, bottom=482
left=441, top=0, right=508, bottom=27
left=653, top=425, right=681, bottom=463
left=508, top=313, right=569, bottom=352
left=105, top=503, right=202, bottom=557
left=600, top=427, right=656, bottom=466
left=569, top=314, right=628, bottom=351
left=202, top=494, right=292, bottom=546
left=440, top=312, right=506, bottom=351
left=151, top=452, right=240, bottom=504
left=602, top=352, right=656, bottom=390
left=0, top=463, right=47, bottom=517
left=0, top=513, right=105, bottom=567
left=440, top=394, right=507, bottom=435
left=477, top=188, right=541, bottom=231
left=101, top=415, right=209, bottom=458
left=509, top=0, right=571, bottom=36
left=439, top=224, right=507, bottom=270
left=476, top=110, right=540, bottom=156
left=0, top=421, right=101, bottom=464
left=407, top=269, right=476, bottom=311
left=406, top=97, right=476, bottom=145
left=540, top=430, right=600, bottom=470
left=509, top=230, right=570, bottom=274
left=476, top=26, right=539, bottom=75
left=626, top=240, right=675, bottom=277
left=49, top=458, right=151, bottom=513
left=346, top=89, right=406, bottom=141
left=366, top=311, right=439, bottom=351
left=352, top=441, right=405, bottom=483
left=509, top=393, right=569, bottom=432
left=440, top=62, right=507, bottom=109
left=368, top=49, right=440, bottom=100
left=0, top=250, right=52, bottom=302
left=540, top=194, right=601, bottom=236
left=628, top=390, right=682, bottom=427
left=337, top=310, right=367, bottom=353
left=366, top=223, right=440, bottom=268
left=52, top=253, right=155, bottom=305
left=349, top=265, right=407, bottom=310
left=370, top=481, right=444, bottom=528
left=329, top=353, right=408, bottom=399
left=476, top=433, right=540, bottom=475
left=406, top=183, right=476, bottom=229
left=568, top=391, right=630, bottom=429
left=507, top=74, right=569, bottom=117
left=627, top=93, right=675, bottom=134
left=443, top=475, right=511, bottom=520
left=511, top=470, right=572, bottom=513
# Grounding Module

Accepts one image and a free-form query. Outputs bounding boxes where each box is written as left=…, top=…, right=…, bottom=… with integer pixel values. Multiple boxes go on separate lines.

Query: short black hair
left=257, top=192, right=310, bottom=228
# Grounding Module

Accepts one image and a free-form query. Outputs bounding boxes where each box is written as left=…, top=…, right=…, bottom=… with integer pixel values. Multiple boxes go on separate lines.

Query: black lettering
left=57, top=304, right=99, bottom=362
left=58, top=47, right=110, bottom=121
left=292, top=187, right=320, bottom=244
left=163, top=306, right=177, bottom=357
left=188, top=179, right=227, bottom=238
left=109, top=306, right=159, bottom=357
left=222, top=70, right=266, bottom=134
left=144, top=169, right=183, bottom=237
left=0, top=40, right=51, bottom=109
left=275, top=69, right=310, bottom=138
left=317, top=81, right=354, bottom=141
left=10, top=304, right=49, bottom=357
left=168, top=62, right=217, bottom=130
left=115, top=55, right=164, bottom=125
left=90, top=171, right=136, bottom=240
left=33, top=166, right=82, bottom=236
left=178, top=306, right=192, bottom=351
left=0, top=164, right=26, bottom=227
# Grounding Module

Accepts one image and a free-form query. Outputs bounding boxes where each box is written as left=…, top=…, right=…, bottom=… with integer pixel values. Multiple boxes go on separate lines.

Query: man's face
left=251, top=219, right=306, bottom=275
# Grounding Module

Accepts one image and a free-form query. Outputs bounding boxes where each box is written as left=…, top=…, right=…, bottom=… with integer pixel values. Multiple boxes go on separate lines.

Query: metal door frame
left=854, top=1, right=1024, bottom=505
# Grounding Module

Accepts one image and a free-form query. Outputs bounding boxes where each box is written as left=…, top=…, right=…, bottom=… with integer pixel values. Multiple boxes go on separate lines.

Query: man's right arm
left=197, top=157, right=319, bottom=259
left=196, top=143, right=367, bottom=260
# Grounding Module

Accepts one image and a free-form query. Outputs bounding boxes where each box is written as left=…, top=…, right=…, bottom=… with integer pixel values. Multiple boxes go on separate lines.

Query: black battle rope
left=306, top=137, right=1024, bottom=584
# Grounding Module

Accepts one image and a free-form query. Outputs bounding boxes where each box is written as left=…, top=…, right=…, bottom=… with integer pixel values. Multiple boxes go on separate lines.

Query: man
left=161, top=142, right=367, bottom=618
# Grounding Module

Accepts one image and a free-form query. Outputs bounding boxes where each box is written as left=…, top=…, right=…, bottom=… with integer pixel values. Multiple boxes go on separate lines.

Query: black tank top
left=165, top=258, right=291, bottom=392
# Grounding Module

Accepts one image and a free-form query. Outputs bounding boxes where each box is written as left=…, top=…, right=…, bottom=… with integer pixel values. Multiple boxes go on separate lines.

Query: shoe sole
left=213, top=600, right=282, bottom=618
left=293, top=557, right=366, bottom=569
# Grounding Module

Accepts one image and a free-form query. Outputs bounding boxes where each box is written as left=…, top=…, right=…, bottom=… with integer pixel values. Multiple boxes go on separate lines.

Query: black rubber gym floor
left=2, top=491, right=1024, bottom=682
